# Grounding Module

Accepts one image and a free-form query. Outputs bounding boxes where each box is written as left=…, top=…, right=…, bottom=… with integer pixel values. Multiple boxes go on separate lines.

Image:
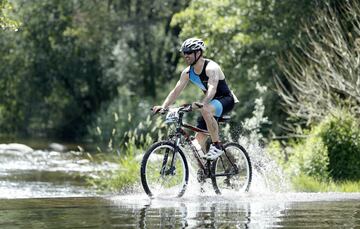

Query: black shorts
left=196, top=95, right=235, bottom=130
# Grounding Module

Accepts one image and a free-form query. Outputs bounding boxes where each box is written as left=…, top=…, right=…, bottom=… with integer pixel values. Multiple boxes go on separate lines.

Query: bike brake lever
left=159, top=108, right=167, bottom=115
left=150, top=108, right=167, bottom=116
left=180, top=104, right=192, bottom=112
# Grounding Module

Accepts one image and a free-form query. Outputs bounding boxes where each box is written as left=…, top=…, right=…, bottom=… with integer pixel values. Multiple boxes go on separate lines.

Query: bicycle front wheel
left=140, top=141, right=189, bottom=198
left=211, top=142, right=252, bottom=194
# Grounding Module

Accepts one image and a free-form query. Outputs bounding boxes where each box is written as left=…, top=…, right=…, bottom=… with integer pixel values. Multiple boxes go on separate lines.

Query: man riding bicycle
left=153, top=38, right=238, bottom=160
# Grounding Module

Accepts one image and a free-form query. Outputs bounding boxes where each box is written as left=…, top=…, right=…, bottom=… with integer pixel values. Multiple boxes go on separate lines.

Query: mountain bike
left=140, top=104, right=252, bottom=198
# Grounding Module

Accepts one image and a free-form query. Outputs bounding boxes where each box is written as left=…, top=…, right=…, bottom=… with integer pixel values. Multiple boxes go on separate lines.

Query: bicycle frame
left=141, top=105, right=252, bottom=197
left=170, top=111, right=211, bottom=175
left=166, top=107, right=236, bottom=180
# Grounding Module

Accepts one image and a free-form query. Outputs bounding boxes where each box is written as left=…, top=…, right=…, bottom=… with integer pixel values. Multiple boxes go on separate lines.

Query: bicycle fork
left=160, top=138, right=180, bottom=176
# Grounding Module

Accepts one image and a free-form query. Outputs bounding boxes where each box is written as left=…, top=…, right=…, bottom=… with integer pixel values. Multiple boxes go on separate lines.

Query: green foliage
left=268, top=135, right=330, bottom=181
left=89, top=94, right=169, bottom=153
left=240, top=83, right=269, bottom=144
left=87, top=154, right=140, bottom=192
left=0, top=0, right=118, bottom=138
left=87, top=113, right=170, bottom=192
left=0, top=0, right=188, bottom=139
left=292, top=174, right=360, bottom=192
left=320, top=112, right=360, bottom=181
left=0, top=0, right=19, bottom=30
left=276, top=0, right=360, bottom=126
left=266, top=140, right=287, bottom=167
left=1, top=0, right=354, bottom=151
left=110, top=155, right=140, bottom=191
left=268, top=109, right=360, bottom=189
left=172, top=0, right=319, bottom=136
left=102, top=0, right=190, bottom=99
left=292, top=131, right=329, bottom=180
left=291, top=174, right=328, bottom=192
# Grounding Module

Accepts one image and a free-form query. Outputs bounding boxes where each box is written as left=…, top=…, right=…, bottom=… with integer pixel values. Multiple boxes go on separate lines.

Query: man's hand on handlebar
left=151, top=106, right=169, bottom=114
left=192, top=102, right=204, bottom=110
left=152, top=103, right=201, bottom=114
left=152, top=106, right=166, bottom=114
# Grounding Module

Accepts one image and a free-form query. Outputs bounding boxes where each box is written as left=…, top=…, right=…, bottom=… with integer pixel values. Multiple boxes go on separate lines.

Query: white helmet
left=179, top=38, right=206, bottom=52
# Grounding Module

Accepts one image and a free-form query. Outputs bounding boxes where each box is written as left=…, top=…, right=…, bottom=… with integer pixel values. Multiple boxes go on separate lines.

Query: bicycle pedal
left=197, top=169, right=206, bottom=183
left=224, top=178, right=231, bottom=187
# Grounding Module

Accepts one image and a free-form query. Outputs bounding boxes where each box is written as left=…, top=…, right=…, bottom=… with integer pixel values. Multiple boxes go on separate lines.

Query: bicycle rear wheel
left=140, top=141, right=189, bottom=198
left=211, top=142, right=252, bottom=194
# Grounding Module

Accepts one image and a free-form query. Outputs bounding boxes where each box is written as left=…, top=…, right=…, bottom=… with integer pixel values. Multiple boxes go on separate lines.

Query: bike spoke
left=211, top=143, right=252, bottom=194
left=141, top=142, right=188, bottom=198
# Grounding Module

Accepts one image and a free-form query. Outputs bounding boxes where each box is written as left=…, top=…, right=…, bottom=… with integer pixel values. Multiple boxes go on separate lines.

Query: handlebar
left=151, top=103, right=194, bottom=115
left=179, top=104, right=193, bottom=112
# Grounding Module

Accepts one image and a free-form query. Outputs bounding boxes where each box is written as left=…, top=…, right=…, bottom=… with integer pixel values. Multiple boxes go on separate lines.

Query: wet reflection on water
left=112, top=193, right=360, bottom=228
left=0, top=193, right=359, bottom=228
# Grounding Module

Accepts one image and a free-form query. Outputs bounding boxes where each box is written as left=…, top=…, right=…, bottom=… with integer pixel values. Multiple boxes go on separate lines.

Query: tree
left=0, top=0, right=19, bottom=30
left=276, top=1, right=360, bottom=126
left=0, top=0, right=189, bottom=139
left=0, top=0, right=119, bottom=138
left=171, top=0, right=318, bottom=136
left=103, top=0, right=190, bottom=98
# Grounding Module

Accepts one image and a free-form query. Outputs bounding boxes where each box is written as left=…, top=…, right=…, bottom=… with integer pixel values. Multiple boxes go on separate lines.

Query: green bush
left=88, top=92, right=170, bottom=153
left=292, top=132, right=329, bottom=180
left=103, top=155, right=140, bottom=192
left=87, top=108, right=167, bottom=192
left=268, top=109, right=360, bottom=183
left=267, top=129, right=330, bottom=181
left=87, top=154, right=140, bottom=192
left=320, top=112, right=360, bottom=181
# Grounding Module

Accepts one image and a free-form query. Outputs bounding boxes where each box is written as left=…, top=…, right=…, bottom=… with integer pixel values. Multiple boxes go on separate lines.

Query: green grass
left=292, top=174, right=360, bottom=192
left=87, top=154, right=140, bottom=192
left=108, top=155, right=140, bottom=191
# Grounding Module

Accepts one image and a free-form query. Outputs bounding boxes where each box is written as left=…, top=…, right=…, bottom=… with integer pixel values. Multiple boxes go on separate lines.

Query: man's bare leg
left=200, top=104, right=219, bottom=143
left=198, top=104, right=225, bottom=160
left=195, top=132, right=208, bottom=153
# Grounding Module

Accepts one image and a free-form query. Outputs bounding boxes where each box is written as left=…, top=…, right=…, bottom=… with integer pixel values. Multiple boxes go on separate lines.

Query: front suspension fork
left=160, top=138, right=180, bottom=176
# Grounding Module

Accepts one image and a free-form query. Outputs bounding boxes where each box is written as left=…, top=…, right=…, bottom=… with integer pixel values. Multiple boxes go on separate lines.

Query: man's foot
left=203, top=143, right=224, bottom=160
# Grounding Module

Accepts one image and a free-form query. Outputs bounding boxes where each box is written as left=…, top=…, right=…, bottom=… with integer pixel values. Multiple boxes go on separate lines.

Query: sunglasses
left=182, top=50, right=195, bottom=55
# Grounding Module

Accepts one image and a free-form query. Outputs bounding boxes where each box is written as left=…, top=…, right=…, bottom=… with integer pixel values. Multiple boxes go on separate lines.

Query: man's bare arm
left=161, top=70, right=189, bottom=108
left=201, top=67, right=220, bottom=104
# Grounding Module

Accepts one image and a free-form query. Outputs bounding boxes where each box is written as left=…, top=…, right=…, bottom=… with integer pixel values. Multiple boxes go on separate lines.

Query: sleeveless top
left=188, top=59, right=231, bottom=98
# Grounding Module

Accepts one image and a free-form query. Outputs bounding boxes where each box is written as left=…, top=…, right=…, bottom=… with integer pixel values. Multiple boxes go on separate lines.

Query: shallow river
left=1, top=193, right=360, bottom=228
left=0, top=143, right=359, bottom=228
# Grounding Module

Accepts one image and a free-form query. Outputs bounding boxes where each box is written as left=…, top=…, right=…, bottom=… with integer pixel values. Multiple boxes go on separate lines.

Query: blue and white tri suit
left=188, top=59, right=235, bottom=130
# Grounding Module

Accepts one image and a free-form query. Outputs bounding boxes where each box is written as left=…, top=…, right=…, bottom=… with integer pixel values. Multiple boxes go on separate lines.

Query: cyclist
left=153, top=38, right=238, bottom=160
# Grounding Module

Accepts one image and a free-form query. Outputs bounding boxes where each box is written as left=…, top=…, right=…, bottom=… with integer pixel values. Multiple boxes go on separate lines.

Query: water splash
left=238, top=136, right=291, bottom=193
left=182, top=135, right=291, bottom=196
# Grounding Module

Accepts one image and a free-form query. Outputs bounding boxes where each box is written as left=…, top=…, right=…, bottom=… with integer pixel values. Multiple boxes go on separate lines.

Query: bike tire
left=211, top=142, right=252, bottom=194
left=140, top=141, right=189, bottom=198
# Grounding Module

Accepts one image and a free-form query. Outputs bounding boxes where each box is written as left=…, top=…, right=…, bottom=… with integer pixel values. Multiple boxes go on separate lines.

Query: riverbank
left=0, top=143, right=117, bottom=198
